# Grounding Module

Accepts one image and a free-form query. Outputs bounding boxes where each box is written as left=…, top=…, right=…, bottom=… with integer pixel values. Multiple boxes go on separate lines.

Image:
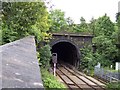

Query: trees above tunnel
left=49, top=9, right=119, bottom=70
left=49, top=9, right=92, bottom=34
left=49, top=9, right=67, bottom=32
left=48, top=9, right=117, bottom=36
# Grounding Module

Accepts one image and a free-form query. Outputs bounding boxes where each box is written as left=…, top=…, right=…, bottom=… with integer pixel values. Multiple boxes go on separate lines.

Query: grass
left=106, top=82, right=120, bottom=90
left=104, top=67, right=120, bottom=73
left=41, top=68, right=67, bottom=89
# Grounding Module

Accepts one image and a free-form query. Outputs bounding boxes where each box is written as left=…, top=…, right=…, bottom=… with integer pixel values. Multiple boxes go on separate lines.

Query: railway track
left=56, top=64, right=106, bottom=90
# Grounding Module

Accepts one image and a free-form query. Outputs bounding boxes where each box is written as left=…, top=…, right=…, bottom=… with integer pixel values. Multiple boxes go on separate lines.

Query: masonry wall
left=50, top=33, right=93, bottom=48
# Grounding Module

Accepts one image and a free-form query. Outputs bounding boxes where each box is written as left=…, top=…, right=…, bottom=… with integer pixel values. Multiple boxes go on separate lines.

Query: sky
left=49, top=0, right=120, bottom=24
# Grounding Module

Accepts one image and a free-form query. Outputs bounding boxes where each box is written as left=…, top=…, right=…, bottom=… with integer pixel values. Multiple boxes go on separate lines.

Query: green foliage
left=48, top=9, right=94, bottom=34
left=106, top=82, right=120, bottom=90
left=94, top=14, right=115, bottom=37
left=94, top=52, right=113, bottom=67
left=68, top=17, right=93, bottom=34
left=49, top=9, right=67, bottom=32
left=65, top=17, right=75, bottom=32
left=111, top=23, right=118, bottom=44
left=117, top=17, right=120, bottom=60
left=79, top=14, right=119, bottom=74
left=80, top=36, right=118, bottom=73
left=117, top=16, right=120, bottom=44
left=2, top=1, right=50, bottom=44
left=0, top=29, right=2, bottom=45
left=89, top=17, right=96, bottom=35
left=75, top=17, right=89, bottom=33
left=1, top=23, right=17, bottom=44
left=104, top=67, right=120, bottom=72
left=93, top=35, right=118, bottom=63
left=39, top=45, right=52, bottom=69
left=41, top=68, right=66, bottom=89
left=80, top=45, right=95, bottom=73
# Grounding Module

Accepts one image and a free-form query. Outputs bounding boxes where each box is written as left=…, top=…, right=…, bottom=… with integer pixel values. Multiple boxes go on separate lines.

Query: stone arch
left=50, top=39, right=81, bottom=68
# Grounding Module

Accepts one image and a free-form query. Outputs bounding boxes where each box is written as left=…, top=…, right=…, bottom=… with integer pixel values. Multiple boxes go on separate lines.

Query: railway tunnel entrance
left=51, top=41, right=80, bottom=67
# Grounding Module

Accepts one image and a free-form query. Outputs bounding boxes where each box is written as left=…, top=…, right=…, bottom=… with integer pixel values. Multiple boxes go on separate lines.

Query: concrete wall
left=0, top=36, right=44, bottom=89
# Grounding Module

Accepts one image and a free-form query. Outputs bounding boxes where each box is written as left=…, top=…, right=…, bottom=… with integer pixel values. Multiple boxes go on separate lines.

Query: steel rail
left=57, top=67, right=83, bottom=90
left=61, top=64, right=106, bottom=90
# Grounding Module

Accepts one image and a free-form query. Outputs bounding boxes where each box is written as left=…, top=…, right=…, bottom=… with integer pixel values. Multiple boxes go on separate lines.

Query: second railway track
left=56, top=64, right=106, bottom=90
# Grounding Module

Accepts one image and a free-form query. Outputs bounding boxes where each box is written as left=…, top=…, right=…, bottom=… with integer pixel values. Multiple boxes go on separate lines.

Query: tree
left=89, top=17, right=97, bottom=35
left=117, top=16, right=120, bottom=44
left=2, top=1, right=50, bottom=45
left=65, top=17, right=76, bottom=32
left=80, top=45, right=95, bottom=72
left=49, top=9, right=67, bottom=32
left=94, top=14, right=115, bottom=37
left=93, top=35, right=118, bottom=63
left=66, top=17, right=74, bottom=26
left=75, top=17, right=89, bottom=33
left=116, top=13, right=120, bottom=60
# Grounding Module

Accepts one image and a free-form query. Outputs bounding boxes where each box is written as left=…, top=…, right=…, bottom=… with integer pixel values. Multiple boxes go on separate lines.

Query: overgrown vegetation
left=71, top=14, right=120, bottom=77
left=106, top=82, right=120, bottom=90
left=48, top=10, right=119, bottom=73
left=79, top=45, right=95, bottom=73
left=1, top=1, right=50, bottom=45
left=38, top=45, right=52, bottom=69
left=1, top=1, right=67, bottom=89
left=1, top=1, right=120, bottom=89
left=48, top=10, right=120, bottom=80
left=77, top=14, right=120, bottom=89
left=37, top=44, right=67, bottom=89
left=41, top=68, right=66, bottom=89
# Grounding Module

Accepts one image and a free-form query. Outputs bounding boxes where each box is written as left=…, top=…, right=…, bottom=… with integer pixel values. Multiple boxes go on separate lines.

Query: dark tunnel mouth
left=51, top=41, right=79, bottom=66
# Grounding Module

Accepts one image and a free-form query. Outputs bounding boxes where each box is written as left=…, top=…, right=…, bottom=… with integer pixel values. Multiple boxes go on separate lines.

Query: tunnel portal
left=51, top=41, right=79, bottom=66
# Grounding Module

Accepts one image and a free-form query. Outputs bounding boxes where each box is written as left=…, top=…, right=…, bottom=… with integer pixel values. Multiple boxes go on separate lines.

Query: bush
left=38, top=45, right=52, bottom=69
left=106, top=82, right=120, bottom=90
left=79, top=44, right=113, bottom=75
left=1, top=24, right=17, bottom=45
left=41, top=68, right=66, bottom=89
left=79, top=45, right=96, bottom=74
left=93, top=52, right=113, bottom=68
left=93, top=35, right=118, bottom=63
left=2, top=2, right=50, bottom=45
